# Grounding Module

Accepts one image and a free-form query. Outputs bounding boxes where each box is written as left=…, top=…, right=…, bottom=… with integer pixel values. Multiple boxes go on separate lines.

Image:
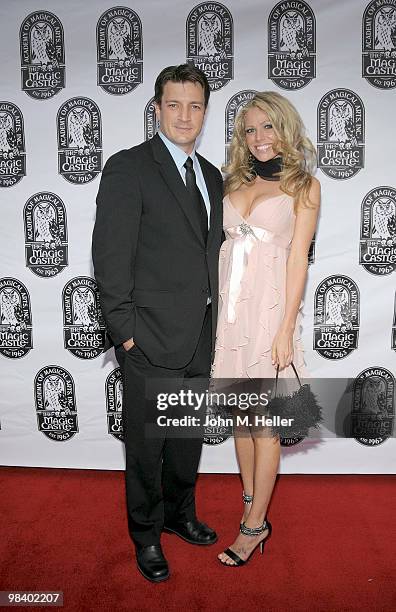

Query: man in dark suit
left=92, top=64, right=223, bottom=582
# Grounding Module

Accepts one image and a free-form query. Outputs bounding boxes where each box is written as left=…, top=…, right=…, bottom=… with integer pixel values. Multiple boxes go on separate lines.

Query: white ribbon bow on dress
left=225, top=222, right=290, bottom=324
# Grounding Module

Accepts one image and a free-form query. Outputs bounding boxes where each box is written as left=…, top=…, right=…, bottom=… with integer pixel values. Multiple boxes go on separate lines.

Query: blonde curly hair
left=223, top=91, right=317, bottom=210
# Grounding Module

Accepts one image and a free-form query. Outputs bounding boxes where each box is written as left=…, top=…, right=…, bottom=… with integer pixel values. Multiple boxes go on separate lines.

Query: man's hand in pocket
left=123, top=338, right=134, bottom=352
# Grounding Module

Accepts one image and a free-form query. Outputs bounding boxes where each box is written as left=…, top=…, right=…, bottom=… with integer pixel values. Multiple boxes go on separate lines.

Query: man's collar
left=158, top=131, right=196, bottom=167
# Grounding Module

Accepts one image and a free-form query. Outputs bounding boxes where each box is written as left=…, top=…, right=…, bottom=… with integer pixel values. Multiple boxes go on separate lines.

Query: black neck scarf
left=251, top=155, right=283, bottom=181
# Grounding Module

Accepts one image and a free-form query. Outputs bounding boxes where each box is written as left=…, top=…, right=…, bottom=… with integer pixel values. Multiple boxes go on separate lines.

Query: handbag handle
left=274, top=361, right=302, bottom=396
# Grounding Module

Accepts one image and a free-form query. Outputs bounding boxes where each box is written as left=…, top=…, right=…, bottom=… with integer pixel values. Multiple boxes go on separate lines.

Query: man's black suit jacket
left=92, top=133, right=223, bottom=369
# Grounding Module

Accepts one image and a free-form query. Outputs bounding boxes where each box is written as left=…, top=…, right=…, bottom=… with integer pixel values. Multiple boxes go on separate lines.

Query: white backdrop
left=0, top=0, right=395, bottom=473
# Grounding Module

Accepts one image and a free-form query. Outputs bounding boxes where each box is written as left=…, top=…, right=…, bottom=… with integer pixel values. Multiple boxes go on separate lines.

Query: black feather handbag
left=267, top=363, right=323, bottom=438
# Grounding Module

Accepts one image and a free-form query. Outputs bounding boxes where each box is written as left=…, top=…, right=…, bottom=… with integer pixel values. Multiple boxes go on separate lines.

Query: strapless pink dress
left=212, top=193, right=306, bottom=380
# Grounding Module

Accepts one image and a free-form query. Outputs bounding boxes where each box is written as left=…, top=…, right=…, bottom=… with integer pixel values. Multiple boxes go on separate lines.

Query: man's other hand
left=123, top=338, right=135, bottom=352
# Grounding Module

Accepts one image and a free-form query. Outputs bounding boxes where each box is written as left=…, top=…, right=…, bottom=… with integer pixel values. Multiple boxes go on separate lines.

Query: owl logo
left=0, top=114, right=13, bottom=152
left=24, top=192, right=68, bottom=278
left=62, top=277, right=105, bottom=358
left=72, top=287, right=99, bottom=330
left=361, top=377, right=387, bottom=417
left=325, top=286, right=352, bottom=329
left=67, top=108, right=95, bottom=154
left=108, top=18, right=135, bottom=64
left=352, top=366, right=394, bottom=445
left=317, top=88, right=364, bottom=180
left=372, top=198, right=396, bottom=240
left=186, top=2, right=233, bottom=92
left=57, top=97, right=102, bottom=184
left=20, top=11, right=65, bottom=99
left=33, top=203, right=61, bottom=247
left=314, top=275, right=359, bottom=358
left=0, top=278, right=32, bottom=357
left=30, top=22, right=59, bottom=69
left=198, top=13, right=225, bottom=58
left=329, top=101, right=357, bottom=148
left=374, top=7, right=396, bottom=53
left=0, top=288, right=26, bottom=330
left=360, top=187, right=396, bottom=275
left=97, top=8, right=143, bottom=95
left=268, top=1, right=315, bottom=90
left=31, top=22, right=52, bottom=65
left=363, top=2, right=396, bottom=89
left=35, top=366, right=78, bottom=440
left=279, top=11, right=306, bottom=57
left=0, top=113, right=18, bottom=159
left=44, top=375, right=69, bottom=413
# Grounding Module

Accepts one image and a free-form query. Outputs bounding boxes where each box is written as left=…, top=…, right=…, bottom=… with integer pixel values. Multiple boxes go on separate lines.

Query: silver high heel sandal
left=219, top=519, right=272, bottom=567
left=241, top=491, right=253, bottom=529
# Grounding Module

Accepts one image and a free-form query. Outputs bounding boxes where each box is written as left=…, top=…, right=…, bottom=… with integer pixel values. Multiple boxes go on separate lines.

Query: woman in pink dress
left=212, top=92, right=320, bottom=566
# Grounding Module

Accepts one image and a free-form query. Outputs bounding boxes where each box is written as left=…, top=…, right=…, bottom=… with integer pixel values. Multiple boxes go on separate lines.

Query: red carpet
left=0, top=467, right=395, bottom=611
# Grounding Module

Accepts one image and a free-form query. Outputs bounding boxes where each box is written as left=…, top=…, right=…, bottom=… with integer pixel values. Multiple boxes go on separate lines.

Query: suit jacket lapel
left=197, top=153, right=221, bottom=249
left=150, top=134, right=205, bottom=246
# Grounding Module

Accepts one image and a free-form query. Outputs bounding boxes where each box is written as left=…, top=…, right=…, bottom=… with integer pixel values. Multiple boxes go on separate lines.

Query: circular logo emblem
left=57, top=97, right=102, bottom=184
left=317, top=89, right=365, bottom=180
left=24, top=192, right=68, bottom=278
left=351, top=367, right=394, bottom=446
left=97, top=7, right=143, bottom=95
left=0, top=102, right=26, bottom=188
left=186, top=2, right=234, bottom=91
left=35, top=365, right=78, bottom=442
left=314, top=275, right=360, bottom=360
left=62, top=276, right=107, bottom=359
left=268, top=1, right=316, bottom=90
left=362, top=1, right=396, bottom=89
left=0, top=277, right=33, bottom=359
left=20, top=11, right=65, bottom=100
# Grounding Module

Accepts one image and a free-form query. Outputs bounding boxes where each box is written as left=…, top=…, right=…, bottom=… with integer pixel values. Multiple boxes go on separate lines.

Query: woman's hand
left=271, top=328, right=294, bottom=370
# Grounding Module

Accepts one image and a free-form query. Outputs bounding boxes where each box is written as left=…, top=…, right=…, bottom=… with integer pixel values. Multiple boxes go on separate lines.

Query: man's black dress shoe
left=163, top=519, right=218, bottom=545
left=136, top=545, right=169, bottom=583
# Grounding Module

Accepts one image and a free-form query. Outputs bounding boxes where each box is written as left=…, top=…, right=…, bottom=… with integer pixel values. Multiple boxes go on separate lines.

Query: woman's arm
left=271, top=177, right=321, bottom=370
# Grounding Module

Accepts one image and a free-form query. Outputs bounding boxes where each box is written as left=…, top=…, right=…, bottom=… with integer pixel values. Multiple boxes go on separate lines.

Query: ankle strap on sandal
left=240, top=520, right=268, bottom=536
left=242, top=492, right=253, bottom=504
